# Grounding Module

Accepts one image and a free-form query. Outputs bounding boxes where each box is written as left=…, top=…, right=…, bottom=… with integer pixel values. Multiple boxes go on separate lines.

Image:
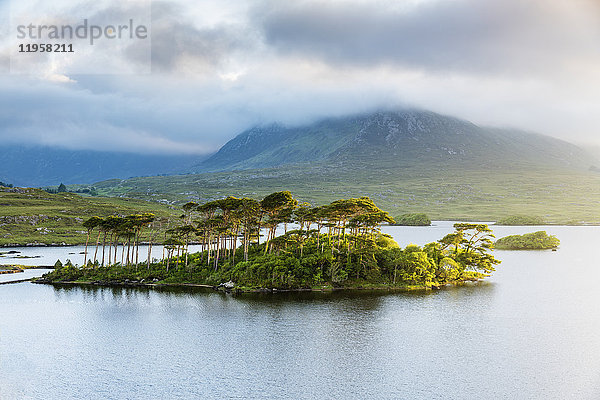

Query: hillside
left=0, top=145, right=204, bottom=187
left=197, top=110, right=594, bottom=172
left=86, top=109, right=600, bottom=223
left=0, top=187, right=179, bottom=246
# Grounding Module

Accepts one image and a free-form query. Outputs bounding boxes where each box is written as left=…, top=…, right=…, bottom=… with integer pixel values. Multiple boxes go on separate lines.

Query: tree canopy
left=496, top=215, right=545, bottom=226
left=495, top=231, right=559, bottom=250
left=393, top=213, right=431, bottom=226
left=44, top=192, right=501, bottom=291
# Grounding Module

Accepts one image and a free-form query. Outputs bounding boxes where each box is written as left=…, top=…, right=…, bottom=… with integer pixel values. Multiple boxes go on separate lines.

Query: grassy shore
left=0, top=187, right=179, bottom=246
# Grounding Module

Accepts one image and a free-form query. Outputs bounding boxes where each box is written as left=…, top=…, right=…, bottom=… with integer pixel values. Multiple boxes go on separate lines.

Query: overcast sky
left=1, top=0, right=599, bottom=154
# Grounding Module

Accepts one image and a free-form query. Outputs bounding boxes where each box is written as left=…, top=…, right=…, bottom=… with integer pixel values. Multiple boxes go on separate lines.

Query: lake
left=0, top=244, right=207, bottom=267
left=1, top=223, right=599, bottom=399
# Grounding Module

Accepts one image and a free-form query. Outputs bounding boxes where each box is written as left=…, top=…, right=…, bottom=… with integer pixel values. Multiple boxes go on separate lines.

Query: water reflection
left=3, top=224, right=600, bottom=399
left=49, top=280, right=496, bottom=316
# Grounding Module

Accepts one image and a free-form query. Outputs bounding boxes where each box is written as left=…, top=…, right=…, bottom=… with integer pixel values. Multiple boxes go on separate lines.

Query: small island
left=0, top=265, right=24, bottom=275
left=495, top=231, right=559, bottom=250
left=496, top=215, right=545, bottom=226
left=392, top=213, right=431, bottom=226
left=37, top=192, right=500, bottom=292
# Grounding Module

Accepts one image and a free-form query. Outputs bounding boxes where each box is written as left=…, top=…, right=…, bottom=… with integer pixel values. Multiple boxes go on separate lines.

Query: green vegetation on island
left=0, top=263, right=47, bottom=276
left=0, top=265, right=24, bottom=274
left=495, top=231, right=559, bottom=250
left=393, top=213, right=431, bottom=226
left=39, top=192, right=500, bottom=291
left=496, top=215, right=545, bottom=226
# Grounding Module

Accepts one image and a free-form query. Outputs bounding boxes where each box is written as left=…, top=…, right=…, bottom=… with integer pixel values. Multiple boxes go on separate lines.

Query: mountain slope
left=94, top=109, right=600, bottom=223
left=197, top=110, right=595, bottom=172
left=0, top=145, right=206, bottom=187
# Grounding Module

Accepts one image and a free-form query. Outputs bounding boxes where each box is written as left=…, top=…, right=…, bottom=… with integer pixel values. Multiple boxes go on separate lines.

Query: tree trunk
left=126, top=238, right=131, bottom=266
left=107, top=233, right=112, bottom=265
left=101, top=232, right=106, bottom=267
left=135, top=230, right=140, bottom=268
left=148, top=226, right=156, bottom=270
left=166, top=249, right=170, bottom=272
left=185, top=238, right=189, bottom=270
left=84, top=231, right=90, bottom=267
left=93, top=231, right=101, bottom=264
left=232, top=227, right=238, bottom=262
left=114, top=239, right=118, bottom=266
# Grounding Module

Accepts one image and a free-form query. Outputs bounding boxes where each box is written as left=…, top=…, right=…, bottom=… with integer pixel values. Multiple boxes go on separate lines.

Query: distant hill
left=93, top=109, right=600, bottom=223
left=0, top=145, right=205, bottom=187
left=4, top=110, right=594, bottom=187
left=197, top=110, right=595, bottom=172
left=5, top=109, right=600, bottom=223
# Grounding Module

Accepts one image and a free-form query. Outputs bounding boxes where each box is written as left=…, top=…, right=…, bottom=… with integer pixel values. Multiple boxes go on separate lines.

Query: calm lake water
left=0, top=268, right=53, bottom=284
left=0, top=244, right=206, bottom=267
left=1, top=223, right=599, bottom=399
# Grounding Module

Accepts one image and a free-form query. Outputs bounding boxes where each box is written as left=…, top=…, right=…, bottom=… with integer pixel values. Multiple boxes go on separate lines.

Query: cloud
left=0, top=0, right=599, bottom=154
left=259, top=0, right=600, bottom=77
left=0, top=77, right=219, bottom=154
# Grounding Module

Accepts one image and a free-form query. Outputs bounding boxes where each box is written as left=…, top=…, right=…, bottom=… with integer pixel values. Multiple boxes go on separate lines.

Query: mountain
left=0, top=145, right=206, bottom=187
left=4, top=110, right=593, bottom=188
left=93, top=109, right=600, bottom=223
left=197, top=110, right=595, bottom=172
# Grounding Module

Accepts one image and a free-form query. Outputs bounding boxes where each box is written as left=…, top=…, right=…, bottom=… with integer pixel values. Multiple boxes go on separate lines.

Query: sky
left=0, top=0, right=599, bottom=155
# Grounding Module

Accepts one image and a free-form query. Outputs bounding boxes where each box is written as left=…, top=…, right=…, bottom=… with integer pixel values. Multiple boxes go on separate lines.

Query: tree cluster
left=393, top=213, right=431, bottom=226
left=82, top=213, right=157, bottom=269
left=495, top=231, right=559, bottom=250
left=60, top=192, right=501, bottom=290
left=163, top=192, right=395, bottom=272
left=496, top=215, right=545, bottom=226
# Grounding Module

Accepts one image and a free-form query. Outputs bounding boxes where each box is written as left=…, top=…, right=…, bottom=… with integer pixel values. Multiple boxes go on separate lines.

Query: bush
left=393, top=213, right=431, bottom=226
left=495, top=231, right=559, bottom=250
left=496, top=215, right=545, bottom=225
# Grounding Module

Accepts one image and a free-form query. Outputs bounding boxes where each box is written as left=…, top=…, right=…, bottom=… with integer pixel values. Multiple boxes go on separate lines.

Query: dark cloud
left=259, top=0, right=600, bottom=75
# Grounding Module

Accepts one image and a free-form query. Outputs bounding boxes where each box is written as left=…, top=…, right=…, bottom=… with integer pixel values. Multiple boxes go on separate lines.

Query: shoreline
left=31, top=278, right=468, bottom=293
left=0, top=278, right=34, bottom=285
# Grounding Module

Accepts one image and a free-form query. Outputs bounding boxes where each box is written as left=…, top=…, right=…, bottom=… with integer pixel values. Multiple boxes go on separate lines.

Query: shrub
left=495, top=231, right=559, bottom=250
left=393, top=213, right=431, bottom=226
left=496, top=215, right=545, bottom=225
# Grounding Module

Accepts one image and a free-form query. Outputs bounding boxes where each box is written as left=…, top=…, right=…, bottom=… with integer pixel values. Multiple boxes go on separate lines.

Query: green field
left=86, top=161, right=600, bottom=224
left=4, top=109, right=599, bottom=248
left=0, top=187, right=179, bottom=246
left=4, top=154, right=600, bottom=248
